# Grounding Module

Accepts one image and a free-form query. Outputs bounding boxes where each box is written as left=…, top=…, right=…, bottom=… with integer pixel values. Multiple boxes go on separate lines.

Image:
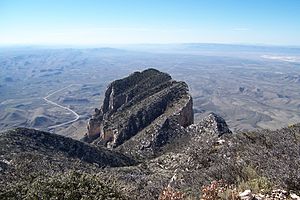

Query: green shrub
left=237, top=166, right=274, bottom=194
left=0, top=171, right=126, bottom=200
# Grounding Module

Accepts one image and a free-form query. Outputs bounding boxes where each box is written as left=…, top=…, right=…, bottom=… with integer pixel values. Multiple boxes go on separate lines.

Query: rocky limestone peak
left=188, top=112, right=232, bottom=136
left=102, top=68, right=172, bottom=114
left=83, top=69, right=194, bottom=156
left=83, top=69, right=234, bottom=160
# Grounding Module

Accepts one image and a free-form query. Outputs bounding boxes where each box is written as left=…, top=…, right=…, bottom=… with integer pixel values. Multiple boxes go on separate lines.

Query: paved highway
left=43, top=84, right=80, bottom=129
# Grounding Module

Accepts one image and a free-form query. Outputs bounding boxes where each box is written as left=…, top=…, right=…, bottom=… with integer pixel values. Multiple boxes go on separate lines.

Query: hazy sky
left=0, top=0, right=300, bottom=45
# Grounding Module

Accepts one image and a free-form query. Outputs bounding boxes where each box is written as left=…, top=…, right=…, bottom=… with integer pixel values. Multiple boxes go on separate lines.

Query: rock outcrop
left=188, top=112, right=232, bottom=136
left=83, top=69, right=194, bottom=158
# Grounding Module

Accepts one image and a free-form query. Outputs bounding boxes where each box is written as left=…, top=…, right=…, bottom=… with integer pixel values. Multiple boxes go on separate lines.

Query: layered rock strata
left=83, top=69, right=194, bottom=157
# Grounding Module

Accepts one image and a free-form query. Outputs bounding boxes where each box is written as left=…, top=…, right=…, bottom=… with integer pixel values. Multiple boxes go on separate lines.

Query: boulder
left=239, top=190, right=254, bottom=200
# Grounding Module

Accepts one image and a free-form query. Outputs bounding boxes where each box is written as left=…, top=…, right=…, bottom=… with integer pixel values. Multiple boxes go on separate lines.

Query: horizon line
left=1, top=42, right=300, bottom=49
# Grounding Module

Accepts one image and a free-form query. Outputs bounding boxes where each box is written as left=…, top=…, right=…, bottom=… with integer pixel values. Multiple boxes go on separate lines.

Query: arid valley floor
left=1, top=44, right=300, bottom=139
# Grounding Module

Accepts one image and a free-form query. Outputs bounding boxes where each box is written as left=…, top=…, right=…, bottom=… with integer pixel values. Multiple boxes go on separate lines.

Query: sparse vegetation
left=238, top=166, right=274, bottom=194
left=1, top=171, right=126, bottom=200
left=159, top=186, right=185, bottom=200
left=2, top=123, right=299, bottom=199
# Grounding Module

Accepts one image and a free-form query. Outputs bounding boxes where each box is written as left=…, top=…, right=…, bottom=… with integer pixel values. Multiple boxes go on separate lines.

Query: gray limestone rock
left=84, top=69, right=194, bottom=158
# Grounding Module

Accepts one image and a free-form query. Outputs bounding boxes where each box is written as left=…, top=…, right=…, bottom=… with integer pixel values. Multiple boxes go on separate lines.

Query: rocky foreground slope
left=1, top=69, right=300, bottom=199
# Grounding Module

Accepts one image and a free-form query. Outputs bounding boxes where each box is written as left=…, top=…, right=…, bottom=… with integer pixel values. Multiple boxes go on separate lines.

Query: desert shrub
left=0, top=171, right=126, bottom=200
left=236, top=166, right=273, bottom=194
left=201, top=180, right=239, bottom=200
left=241, top=166, right=258, bottom=180
left=237, top=177, right=273, bottom=194
left=159, top=186, right=185, bottom=200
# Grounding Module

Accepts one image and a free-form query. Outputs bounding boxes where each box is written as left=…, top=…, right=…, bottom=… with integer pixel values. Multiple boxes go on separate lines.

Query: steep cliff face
left=116, top=94, right=194, bottom=159
left=84, top=69, right=194, bottom=157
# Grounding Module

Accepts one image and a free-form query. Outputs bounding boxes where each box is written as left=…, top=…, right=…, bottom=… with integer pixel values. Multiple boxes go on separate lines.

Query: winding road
left=43, top=84, right=80, bottom=129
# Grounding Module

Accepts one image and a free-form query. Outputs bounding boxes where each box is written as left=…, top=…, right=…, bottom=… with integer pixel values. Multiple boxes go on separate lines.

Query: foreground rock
left=0, top=128, right=135, bottom=169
